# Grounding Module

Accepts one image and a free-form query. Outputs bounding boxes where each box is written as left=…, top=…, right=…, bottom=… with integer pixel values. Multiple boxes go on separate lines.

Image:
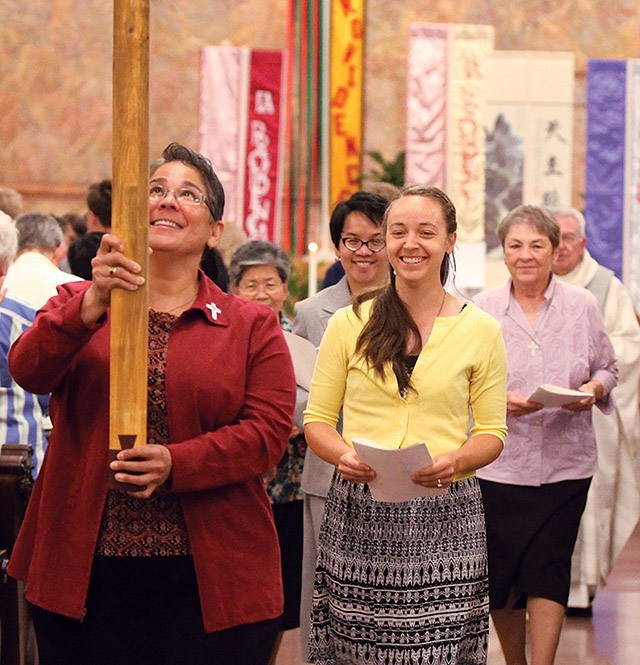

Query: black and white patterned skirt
left=309, top=474, right=489, bottom=665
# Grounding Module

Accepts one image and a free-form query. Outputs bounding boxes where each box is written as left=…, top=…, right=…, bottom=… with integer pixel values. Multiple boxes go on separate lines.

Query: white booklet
left=282, top=331, right=318, bottom=391
left=527, top=384, right=593, bottom=409
left=352, top=437, right=447, bottom=503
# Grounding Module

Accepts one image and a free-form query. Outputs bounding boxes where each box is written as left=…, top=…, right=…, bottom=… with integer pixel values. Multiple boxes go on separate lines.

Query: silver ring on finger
left=436, top=478, right=443, bottom=488
left=109, top=266, right=117, bottom=277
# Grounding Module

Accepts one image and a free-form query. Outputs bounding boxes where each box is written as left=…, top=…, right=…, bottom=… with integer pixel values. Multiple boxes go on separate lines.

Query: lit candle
left=308, top=242, right=319, bottom=297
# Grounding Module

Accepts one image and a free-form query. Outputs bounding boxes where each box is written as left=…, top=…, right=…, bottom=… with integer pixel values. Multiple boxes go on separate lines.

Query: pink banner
left=242, top=50, right=283, bottom=241
left=199, top=46, right=245, bottom=223
left=405, top=24, right=448, bottom=188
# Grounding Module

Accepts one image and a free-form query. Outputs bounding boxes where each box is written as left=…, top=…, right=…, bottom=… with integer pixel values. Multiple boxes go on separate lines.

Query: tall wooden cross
left=108, top=0, right=150, bottom=485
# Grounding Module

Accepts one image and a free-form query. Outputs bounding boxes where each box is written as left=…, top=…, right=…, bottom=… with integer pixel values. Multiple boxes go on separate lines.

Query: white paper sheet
left=527, top=384, right=592, bottom=408
left=282, top=331, right=318, bottom=391
left=352, top=437, right=447, bottom=503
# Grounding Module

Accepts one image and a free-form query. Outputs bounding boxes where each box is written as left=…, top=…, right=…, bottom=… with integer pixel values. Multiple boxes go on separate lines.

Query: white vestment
left=4, top=251, right=82, bottom=310
left=557, top=250, right=640, bottom=605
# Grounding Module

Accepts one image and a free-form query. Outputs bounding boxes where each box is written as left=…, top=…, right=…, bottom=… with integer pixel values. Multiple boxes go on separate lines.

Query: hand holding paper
left=338, top=447, right=376, bottom=484
left=527, top=384, right=594, bottom=409
left=352, top=438, right=447, bottom=502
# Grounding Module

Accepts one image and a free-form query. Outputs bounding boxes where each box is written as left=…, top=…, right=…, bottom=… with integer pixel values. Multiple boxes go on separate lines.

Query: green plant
left=284, top=254, right=330, bottom=318
left=363, top=150, right=405, bottom=187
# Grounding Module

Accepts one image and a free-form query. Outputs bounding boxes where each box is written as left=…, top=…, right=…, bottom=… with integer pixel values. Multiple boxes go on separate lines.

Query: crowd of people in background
left=0, top=143, right=638, bottom=665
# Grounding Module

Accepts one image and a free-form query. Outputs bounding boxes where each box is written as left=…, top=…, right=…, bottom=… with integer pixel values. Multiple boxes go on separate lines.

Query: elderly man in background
left=550, top=205, right=640, bottom=613
left=3, top=212, right=82, bottom=475
left=0, top=212, right=49, bottom=477
left=4, top=212, right=82, bottom=310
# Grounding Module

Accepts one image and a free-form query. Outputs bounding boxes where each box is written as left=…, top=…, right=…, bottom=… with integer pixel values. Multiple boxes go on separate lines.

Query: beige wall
left=1, top=1, right=638, bottom=217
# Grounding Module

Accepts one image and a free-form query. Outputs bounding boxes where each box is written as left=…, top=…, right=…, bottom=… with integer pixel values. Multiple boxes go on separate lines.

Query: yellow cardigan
left=304, top=299, right=508, bottom=482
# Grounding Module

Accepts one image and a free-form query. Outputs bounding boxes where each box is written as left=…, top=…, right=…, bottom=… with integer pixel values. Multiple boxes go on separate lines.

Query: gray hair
left=498, top=205, right=560, bottom=250
left=547, top=206, right=586, bottom=238
left=15, top=212, right=64, bottom=254
left=228, top=240, right=291, bottom=286
left=0, top=211, right=18, bottom=265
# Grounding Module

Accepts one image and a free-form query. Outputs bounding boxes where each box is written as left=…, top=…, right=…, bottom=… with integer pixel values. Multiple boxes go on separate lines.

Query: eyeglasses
left=340, top=236, right=386, bottom=252
left=559, top=233, right=583, bottom=245
left=149, top=184, right=208, bottom=207
left=237, top=279, right=285, bottom=296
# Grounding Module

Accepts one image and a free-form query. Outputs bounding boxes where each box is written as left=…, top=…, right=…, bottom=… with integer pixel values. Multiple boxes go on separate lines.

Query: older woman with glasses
left=229, top=240, right=306, bottom=663
left=8, top=144, right=296, bottom=665
left=474, top=205, right=618, bottom=665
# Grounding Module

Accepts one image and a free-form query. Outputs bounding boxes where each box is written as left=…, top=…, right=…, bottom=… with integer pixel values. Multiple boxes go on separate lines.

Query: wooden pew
left=0, top=444, right=35, bottom=665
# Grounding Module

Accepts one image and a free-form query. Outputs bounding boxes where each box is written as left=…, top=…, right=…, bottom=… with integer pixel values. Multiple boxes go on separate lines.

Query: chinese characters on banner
left=330, top=0, right=364, bottom=211
left=484, top=52, right=574, bottom=252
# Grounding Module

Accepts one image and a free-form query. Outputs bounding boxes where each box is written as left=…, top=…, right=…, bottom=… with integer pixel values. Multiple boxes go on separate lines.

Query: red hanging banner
left=242, top=49, right=284, bottom=241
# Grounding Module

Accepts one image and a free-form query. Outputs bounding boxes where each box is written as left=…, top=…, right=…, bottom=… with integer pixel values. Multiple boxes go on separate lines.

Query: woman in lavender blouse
left=474, top=205, right=617, bottom=665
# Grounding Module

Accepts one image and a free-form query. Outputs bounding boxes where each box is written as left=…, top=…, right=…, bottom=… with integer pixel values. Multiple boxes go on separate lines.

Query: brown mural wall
left=1, top=0, right=638, bottom=217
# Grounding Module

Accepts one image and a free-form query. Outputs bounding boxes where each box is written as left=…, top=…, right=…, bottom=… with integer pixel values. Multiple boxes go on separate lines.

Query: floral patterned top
left=95, top=310, right=191, bottom=556
left=262, top=312, right=307, bottom=503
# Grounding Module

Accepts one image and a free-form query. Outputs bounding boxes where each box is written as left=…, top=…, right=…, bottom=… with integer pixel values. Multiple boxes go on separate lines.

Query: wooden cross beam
left=109, top=0, right=150, bottom=487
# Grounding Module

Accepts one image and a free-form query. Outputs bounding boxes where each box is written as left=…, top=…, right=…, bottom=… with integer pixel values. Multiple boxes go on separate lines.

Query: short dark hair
left=329, top=192, right=388, bottom=249
left=498, top=205, right=560, bottom=249
left=55, top=212, right=87, bottom=238
left=68, top=232, right=104, bottom=280
left=87, top=179, right=112, bottom=229
left=150, top=143, right=225, bottom=222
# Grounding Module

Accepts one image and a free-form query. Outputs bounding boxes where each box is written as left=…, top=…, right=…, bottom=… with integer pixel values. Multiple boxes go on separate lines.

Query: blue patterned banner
left=585, top=59, right=627, bottom=279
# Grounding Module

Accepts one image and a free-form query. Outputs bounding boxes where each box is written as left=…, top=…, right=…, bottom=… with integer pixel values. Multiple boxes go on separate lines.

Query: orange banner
left=330, top=0, right=364, bottom=210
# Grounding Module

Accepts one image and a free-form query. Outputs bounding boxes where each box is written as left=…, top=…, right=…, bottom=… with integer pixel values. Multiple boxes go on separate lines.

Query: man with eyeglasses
left=550, top=206, right=640, bottom=615
left=293, top=191, right=391, bottom=658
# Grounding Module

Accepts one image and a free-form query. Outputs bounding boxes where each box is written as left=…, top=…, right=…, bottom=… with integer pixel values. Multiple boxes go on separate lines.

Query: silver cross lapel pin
left=206, top=302, right=222, bottom=321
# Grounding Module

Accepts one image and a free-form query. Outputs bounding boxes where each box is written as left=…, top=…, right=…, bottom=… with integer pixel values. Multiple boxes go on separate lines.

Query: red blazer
left=8, top=276, right=296, bottom=632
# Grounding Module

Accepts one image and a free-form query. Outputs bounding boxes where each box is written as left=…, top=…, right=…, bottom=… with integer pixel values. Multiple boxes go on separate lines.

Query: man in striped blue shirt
left=0, top=294, right=48, bottom=476
left=0, top=211, right=48, bottom=477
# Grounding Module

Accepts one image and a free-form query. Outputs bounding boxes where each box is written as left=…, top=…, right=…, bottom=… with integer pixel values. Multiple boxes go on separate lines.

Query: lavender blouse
left=474, top=275, right=617, bottom=486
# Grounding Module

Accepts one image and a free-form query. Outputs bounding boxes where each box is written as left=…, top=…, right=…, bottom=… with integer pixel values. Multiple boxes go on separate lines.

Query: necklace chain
left=159, top=286, right=199, bottom=315
left=436, top=290, right=447, bottom=317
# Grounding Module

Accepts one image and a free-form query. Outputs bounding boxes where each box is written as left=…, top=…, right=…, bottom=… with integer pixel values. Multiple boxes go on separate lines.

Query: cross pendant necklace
left=528, top=340, right=539, bottom=357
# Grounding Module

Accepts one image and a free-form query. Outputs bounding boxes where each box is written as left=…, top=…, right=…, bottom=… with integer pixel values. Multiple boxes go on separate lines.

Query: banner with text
left=405, top=23, right=493, bottom=290
left=200, top=47, right=284, bottom=242
left=485, top=51, right=574, bottom=254
left=330, top=0, right=364, bottom=211
left=242, top=50, right=284, bottom=241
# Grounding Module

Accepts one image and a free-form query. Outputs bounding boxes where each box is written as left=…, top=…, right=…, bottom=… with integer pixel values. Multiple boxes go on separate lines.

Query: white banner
left=199, top=46, right=247, bottom=224
left=447, top=24, right=494, bottom=243
left=484, top=51, right=574, bottom=253
left=405, top=23, right=448, bottom=189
